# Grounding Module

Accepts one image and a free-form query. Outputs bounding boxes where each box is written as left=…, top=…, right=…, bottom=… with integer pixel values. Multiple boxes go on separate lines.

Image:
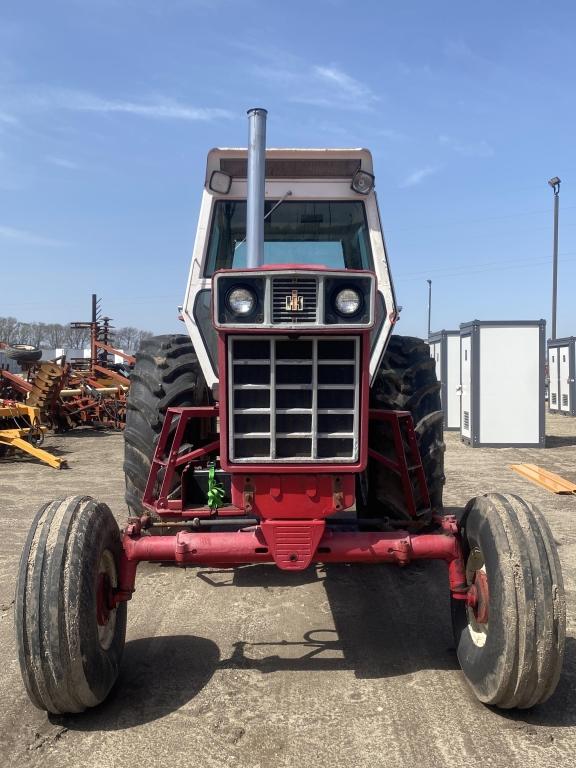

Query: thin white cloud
left=288, top=95, right=363, bottom=111
left=45, top=155, right=81, bottom=170
left=299, top=64, right=378, bottom=111
left=439, top=134, right=494, bottom=158
left=400, top=166, right=439, bottom=188
left=313, top=65, right=374, bottom=100
left=243, top=44, right=379, bottom=112
left=71, top=94, right=233, bottom=121
left=5, top=87, right=234, bottom=122
left=0, top=224, right=70, bottom=247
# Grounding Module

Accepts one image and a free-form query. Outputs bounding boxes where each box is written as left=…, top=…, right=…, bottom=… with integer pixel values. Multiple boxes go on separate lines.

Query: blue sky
left=1, top=0, right=575, bottom=339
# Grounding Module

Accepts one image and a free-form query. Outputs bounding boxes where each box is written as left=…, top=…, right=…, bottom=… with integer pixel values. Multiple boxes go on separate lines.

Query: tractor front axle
left=113, top=515, right=467, bottom=606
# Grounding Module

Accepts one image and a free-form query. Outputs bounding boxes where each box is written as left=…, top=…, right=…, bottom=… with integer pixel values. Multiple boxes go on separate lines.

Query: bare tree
left=135, top=330, right=153, bottom=351
left=64, top=325, right=90, bottom=348
left=0, top=316, right=152, bottom=352
left=115, top=327, right=138, bottom=351
left=29, top=323, right=47, bottom=347
left=45, top=324, right=67, bottom=347
left=0, top=316, right=20, bottom=344
left=114, top=327, right=153, bottom=352
left=15, top=323, right=32, bottom=344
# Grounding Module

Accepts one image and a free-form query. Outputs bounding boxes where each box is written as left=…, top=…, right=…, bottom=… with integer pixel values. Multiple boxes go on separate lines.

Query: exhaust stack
left=246, top=107, right=267, bottom=269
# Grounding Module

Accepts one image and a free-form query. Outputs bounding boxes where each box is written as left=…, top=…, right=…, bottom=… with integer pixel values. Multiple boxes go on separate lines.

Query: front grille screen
left=229, top=336, right=359, bottom=462
left=272, top=277, right=318, bottom=324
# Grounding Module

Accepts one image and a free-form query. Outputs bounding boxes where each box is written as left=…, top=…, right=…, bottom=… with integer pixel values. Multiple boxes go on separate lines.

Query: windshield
left=204, top=200, right=373, bottom=276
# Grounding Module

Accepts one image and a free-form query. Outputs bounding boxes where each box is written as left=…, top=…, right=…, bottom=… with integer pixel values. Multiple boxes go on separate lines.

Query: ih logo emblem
left=285, top=289, right=304, bottom=312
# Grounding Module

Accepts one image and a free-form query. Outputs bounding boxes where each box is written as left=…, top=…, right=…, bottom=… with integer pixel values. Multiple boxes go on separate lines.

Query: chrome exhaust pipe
left=246, top=107, right=267, bottom=269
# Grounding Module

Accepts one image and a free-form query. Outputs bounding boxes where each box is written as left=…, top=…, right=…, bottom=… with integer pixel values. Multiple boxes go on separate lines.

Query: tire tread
left=454, top=492, right=565, bottom=709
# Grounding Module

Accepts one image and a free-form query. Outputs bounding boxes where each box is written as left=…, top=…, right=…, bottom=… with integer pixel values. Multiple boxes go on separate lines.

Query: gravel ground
left=0, top=415, right=574, bottom=767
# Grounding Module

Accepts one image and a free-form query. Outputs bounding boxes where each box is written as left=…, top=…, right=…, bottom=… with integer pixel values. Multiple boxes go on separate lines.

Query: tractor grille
left=229, top=335, right=360, bottom=463
left=272, top=277, right=318, bottom=324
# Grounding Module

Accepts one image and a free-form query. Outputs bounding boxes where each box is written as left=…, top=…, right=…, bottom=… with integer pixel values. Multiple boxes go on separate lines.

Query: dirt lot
left=0, top=415, right=575, bottom=768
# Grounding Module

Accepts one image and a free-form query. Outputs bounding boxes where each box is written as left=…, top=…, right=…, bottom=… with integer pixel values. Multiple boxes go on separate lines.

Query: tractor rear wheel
left=452, top=493, right=565, bottom=708
left=5, top=345, right=42, bottom=363
left=15, top=496, right=127, bottom=714
left=124, top=334, right=211, bottom=515
left=366, top=335, right=445, bottom=521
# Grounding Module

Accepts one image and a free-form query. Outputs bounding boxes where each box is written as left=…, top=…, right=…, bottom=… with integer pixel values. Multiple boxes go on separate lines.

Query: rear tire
left=367, top=335, right=445, bottom=520
left=5, top=345, right=42, bottom=363
left=124, top=335, right=211, bottom=515
left=15, top=496, right=127, bottom=714
left=452, top=493, right=565, bottom=708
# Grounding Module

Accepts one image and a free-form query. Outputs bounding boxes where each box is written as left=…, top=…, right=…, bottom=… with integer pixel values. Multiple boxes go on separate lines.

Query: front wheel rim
left=465, top=547, right=489, bottom=648
left=96, top=549, right=118, bottom=650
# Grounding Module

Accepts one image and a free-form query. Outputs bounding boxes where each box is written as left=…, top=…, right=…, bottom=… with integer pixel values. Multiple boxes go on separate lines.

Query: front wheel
left=452, top=493, right=565, bottom=709
left=15, top=496, right=127, bottom=714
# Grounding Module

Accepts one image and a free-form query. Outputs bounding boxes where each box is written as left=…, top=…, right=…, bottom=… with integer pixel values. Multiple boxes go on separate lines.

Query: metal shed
left=428, top=330, right=461, bottom=430
left=459, top=320, right=545, bottom=448
left=0, top=351, right=20, bottom=374
left=548, top=337, right=576, bottom=416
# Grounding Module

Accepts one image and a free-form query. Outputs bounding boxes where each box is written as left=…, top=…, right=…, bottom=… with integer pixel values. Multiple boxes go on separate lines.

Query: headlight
left=334, top=288, right=362, bottom=316
left=227, top=286, right=256, bottom=315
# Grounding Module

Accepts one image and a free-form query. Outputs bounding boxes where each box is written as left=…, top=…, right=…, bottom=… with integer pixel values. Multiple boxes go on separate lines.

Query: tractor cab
left=181, top=146, right=396, bottom=392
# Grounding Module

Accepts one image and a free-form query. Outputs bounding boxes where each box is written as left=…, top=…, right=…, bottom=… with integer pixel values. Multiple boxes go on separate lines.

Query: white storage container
left=459, top=320, right=545, bottom=447
left=428, top=330, right=461, bottom=430
left=0, top=351, right=20, bottom=373
left=548, top=337, right=576, bottom=416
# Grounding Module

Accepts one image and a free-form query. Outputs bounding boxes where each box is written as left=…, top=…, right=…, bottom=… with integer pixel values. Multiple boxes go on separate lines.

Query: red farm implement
left=0, top=297, right=133, bottom=432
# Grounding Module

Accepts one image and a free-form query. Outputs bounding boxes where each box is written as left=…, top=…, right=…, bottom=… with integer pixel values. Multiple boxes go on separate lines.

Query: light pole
left=548, top=176, right=561, bottom=340
left=427, top=279, right=432, bottom=338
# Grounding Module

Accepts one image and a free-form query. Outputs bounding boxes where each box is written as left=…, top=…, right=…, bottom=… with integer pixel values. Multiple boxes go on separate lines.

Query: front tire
left=452, top=493, right=565, bottom=708
left=15, top=496, right=127, bottom=714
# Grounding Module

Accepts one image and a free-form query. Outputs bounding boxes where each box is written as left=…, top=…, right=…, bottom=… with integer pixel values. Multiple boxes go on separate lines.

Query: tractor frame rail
left=114, top=404, right=467, bottom=608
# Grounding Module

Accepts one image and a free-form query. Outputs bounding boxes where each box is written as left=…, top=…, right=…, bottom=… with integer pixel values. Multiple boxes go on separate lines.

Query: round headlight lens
left=334, top=288, right=361, bottom=316
left=227, top=287, right=256, bottom=315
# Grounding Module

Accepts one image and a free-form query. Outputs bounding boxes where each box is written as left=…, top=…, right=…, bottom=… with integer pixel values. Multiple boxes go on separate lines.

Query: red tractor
left=16, top=109, right=565, bottom=714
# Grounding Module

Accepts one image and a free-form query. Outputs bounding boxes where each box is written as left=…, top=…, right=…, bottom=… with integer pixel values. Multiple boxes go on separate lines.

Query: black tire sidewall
left=6, top=347, right=42, bottom=362
left=66, top=500, right=127, bottom=704
left=452, top=499, right=518, bottom=703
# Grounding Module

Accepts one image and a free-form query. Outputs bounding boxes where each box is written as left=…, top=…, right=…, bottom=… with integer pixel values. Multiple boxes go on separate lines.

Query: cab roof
left=205, top=147, right=373, bottom=187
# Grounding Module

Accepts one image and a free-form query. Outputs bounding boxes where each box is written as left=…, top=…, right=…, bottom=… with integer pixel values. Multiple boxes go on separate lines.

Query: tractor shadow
left=218, top=562, right=460, bottom=679
left=54, top=566, right=576, bottom=731
left=54, top=427, right=120, bottom=439
left=54, top=635, right=219, bottom=731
